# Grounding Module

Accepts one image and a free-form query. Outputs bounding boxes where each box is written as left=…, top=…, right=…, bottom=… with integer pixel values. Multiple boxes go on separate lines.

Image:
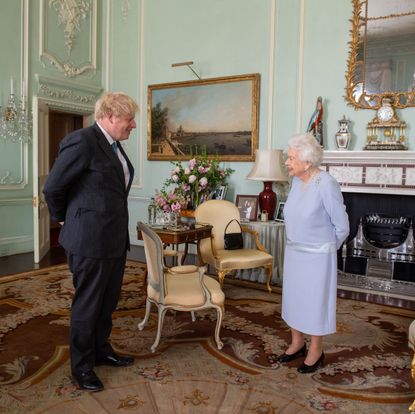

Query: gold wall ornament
left=345, top=0, right=415, bottom=110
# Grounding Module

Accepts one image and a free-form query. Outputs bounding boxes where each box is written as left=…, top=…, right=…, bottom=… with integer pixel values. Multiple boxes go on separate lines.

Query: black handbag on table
left=224, top=219, right=244, bottom=250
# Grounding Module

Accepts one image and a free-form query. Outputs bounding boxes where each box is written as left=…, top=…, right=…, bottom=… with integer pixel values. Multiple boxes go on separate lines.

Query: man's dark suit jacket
left=43, top=123, right=134, bottom=259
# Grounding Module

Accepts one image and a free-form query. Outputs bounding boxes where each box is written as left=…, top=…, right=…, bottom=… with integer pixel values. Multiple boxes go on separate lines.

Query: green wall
left=1, top=0, right=414, bottom=257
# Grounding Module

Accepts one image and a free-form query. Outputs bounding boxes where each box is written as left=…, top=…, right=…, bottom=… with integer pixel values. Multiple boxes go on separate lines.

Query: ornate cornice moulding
left=35, top=75, right=102, bottom=113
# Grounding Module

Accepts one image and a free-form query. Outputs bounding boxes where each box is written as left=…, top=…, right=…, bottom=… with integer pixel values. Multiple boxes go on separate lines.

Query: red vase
left=258, top=181, right=277, bottom=220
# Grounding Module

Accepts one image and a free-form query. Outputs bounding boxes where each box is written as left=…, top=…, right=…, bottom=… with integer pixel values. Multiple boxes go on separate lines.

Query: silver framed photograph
left=275, top=202, right=285, bottom=222
left=211, top=185, right=227, bottom=200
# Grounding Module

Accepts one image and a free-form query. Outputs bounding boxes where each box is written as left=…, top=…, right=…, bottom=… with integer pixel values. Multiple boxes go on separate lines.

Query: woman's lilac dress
left=281, top=171, right=349, bottom=335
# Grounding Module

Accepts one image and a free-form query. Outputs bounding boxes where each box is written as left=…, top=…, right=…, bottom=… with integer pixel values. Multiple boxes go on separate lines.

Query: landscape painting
left=147, top=73, right=259, bottom=161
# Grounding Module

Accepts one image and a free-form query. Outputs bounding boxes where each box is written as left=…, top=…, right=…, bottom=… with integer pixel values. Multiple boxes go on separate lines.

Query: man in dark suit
left=43, top=92, right=139, bottom=392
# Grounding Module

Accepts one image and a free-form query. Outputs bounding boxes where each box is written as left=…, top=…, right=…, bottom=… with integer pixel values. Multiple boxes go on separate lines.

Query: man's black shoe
left=73, top=370, right=104, bottom=392
left=96, top=353, right=134, bottom=367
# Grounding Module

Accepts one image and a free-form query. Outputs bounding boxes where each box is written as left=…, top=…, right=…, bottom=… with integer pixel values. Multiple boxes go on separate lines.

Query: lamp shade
left=247, top=149, right=288, bottom=182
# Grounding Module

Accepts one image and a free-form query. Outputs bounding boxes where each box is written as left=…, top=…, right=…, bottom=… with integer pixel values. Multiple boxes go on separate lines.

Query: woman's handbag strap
left=224, top=218, right=242, bottom=234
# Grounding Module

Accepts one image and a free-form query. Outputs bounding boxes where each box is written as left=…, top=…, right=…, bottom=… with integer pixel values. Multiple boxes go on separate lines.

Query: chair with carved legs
left=195, top=200, right=274, bottom=292
left=137, top=222, right=225, bottom=352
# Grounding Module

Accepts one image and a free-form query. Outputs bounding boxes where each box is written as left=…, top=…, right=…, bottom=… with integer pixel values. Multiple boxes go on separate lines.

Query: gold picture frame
left=147, top=73, right=260, bottom=161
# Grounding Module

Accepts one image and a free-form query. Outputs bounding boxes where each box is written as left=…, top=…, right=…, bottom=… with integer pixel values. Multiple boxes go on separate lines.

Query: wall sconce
left=247, top=149, right=288, bottom=220
left=0, top=77, right=32, bottom=144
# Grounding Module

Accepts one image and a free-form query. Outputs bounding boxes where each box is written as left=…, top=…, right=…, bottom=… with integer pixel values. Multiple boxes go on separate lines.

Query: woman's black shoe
left=276, top=344, right=307, bottom=363
left=297, top=352, right=325, bottom=374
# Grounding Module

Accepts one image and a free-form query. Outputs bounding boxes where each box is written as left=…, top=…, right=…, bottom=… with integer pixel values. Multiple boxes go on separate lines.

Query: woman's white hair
left=287, top=133, right=323, bottom=167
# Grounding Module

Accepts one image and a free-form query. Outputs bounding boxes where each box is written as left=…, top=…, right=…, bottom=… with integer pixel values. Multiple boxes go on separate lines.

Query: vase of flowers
left=152, top=189, right=187, bottom=227
left=161, top=154, right=234, bottom=211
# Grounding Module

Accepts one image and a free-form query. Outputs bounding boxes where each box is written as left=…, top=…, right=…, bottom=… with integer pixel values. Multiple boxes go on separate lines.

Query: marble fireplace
left=321, top=151, right=415, bottom=299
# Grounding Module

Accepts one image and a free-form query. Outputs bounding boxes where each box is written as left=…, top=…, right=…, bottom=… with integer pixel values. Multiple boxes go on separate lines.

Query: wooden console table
left=137, top=223, right=213, bottom=265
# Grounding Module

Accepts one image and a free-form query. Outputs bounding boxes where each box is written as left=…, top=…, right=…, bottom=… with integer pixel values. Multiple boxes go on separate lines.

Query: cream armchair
left=137, top=222, right=225, bottom=352
left=195, top=200, right=274, bottom=292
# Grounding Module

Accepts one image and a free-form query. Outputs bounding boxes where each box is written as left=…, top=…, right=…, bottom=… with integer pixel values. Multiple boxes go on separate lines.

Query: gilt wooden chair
left=194, top=200, right=274, bottom=292
left=137, top=221, right=225, bottom=352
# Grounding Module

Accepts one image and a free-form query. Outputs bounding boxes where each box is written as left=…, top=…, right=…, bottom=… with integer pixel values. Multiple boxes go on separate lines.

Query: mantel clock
left=365, top=98, right=407, bottom=150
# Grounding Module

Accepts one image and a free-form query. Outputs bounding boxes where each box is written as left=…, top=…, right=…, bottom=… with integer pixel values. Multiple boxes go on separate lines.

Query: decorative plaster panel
left=322, top=151, right=415, bottom=195
left=122, top=0, right=131, bottom=19
left=406, top=168, right=415, bottom=186
left=328, top=166, right=363, bottom=184
left=0, top=143, right=29, bottom=190
left=40, top=0, right=97, bottom=77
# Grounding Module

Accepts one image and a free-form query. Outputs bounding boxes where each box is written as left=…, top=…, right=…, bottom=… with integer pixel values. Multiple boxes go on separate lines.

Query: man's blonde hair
left=95, top=92, right=139, bottom=120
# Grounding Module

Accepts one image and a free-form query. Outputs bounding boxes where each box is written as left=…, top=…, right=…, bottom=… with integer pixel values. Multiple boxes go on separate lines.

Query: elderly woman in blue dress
left=278, top=133, right=349, bottom=373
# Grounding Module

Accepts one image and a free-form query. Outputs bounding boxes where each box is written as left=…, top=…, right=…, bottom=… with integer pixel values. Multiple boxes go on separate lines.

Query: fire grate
left=340, top=214, right=415, bottom=286
left=362, top=213, right=411, bottom=249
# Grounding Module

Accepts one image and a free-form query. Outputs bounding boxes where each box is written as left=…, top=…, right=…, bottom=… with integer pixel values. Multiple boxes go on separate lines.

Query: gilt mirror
left=345, top=0, right=415, bottom=109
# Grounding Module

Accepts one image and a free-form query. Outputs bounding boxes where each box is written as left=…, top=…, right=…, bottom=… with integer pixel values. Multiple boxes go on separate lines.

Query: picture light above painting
left=147, top=73, right=260, bottom=161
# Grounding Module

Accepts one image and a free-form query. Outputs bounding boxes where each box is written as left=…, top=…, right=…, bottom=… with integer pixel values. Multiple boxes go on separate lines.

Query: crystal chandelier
left=0, top=78, right=32, bottom=144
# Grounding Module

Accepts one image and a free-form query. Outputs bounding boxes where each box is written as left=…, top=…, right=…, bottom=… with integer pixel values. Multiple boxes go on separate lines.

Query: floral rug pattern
left=0, top=261, right=414, bottom=413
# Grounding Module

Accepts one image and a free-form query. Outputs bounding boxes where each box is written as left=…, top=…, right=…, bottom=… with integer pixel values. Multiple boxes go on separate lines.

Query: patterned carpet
left=0, top=261, right=414, bottom=413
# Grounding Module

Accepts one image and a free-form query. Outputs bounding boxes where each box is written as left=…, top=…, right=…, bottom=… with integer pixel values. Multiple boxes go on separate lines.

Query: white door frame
left=32, top=93, right=94, bottom=263
left=32, top=96, right=50, bottom=263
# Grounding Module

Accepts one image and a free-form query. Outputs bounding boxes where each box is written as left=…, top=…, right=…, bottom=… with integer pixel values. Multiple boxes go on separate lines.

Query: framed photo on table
left=235, top=195, right=258, bottom=222
left=275, top=202, right=285, bottom=222
left=211, top=185, right=227, bottom=200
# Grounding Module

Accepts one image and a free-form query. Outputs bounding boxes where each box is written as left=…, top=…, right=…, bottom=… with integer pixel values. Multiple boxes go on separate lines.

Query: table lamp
left=247, top=149, right=288, bottom=220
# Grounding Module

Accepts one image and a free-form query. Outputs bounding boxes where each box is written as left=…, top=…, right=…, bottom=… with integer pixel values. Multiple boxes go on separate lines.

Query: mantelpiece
left=321, top=151, right=415, bottom=196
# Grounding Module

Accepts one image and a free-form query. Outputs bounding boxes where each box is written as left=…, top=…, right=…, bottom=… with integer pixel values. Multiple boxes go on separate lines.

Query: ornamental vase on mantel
left=335, top=115, right=352, bottom=150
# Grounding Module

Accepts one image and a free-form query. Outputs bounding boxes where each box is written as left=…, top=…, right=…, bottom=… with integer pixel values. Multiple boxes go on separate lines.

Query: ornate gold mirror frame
left=345, top=0, right=415, bottom=109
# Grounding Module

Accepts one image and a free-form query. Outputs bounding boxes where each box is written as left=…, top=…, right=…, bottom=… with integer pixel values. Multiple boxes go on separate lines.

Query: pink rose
left=189, top=175, right=197, bottom=183
left=171, top=202, right=181, bottom=212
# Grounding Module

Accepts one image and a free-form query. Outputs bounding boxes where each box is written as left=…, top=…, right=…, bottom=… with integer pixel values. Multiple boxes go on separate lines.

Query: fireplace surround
left=321, top=151, right=415, bottom=299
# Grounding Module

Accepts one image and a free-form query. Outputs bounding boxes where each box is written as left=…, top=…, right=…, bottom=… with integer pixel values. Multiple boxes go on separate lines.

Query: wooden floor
left=1, top=247, right=414, bottom=310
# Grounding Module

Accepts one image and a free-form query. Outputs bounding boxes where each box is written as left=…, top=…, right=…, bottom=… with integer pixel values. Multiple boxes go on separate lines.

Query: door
left=48, top=111, right=83, bottom=248
left=33, top=97, right=50, bottom=263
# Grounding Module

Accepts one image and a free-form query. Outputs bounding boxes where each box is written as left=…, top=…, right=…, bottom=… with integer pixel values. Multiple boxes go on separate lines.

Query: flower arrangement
left=158, top=153, right=234, bottom=211
left=154, top=189, right=186, bottom=213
